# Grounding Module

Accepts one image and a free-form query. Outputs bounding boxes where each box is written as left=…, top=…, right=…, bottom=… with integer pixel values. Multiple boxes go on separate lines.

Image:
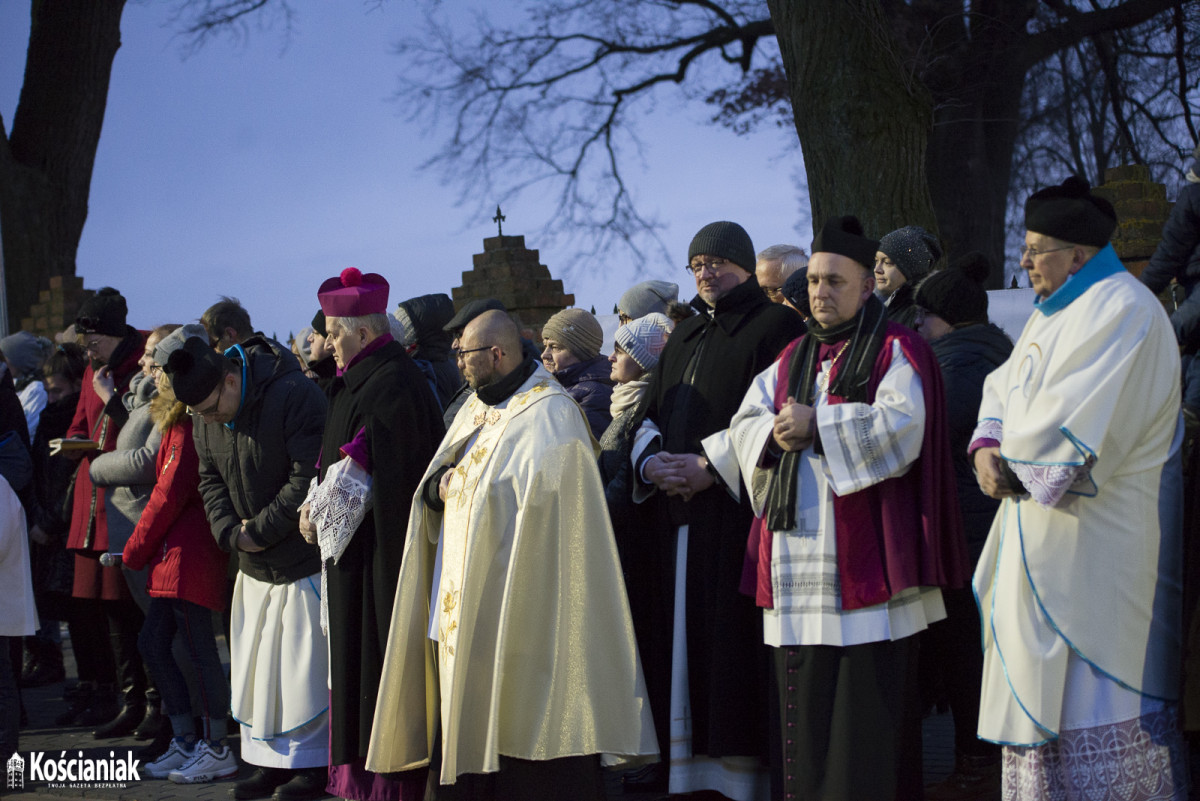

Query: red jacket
left=66, top=332, right=145, bottom=552
left=123, top=418, right=229, bottom=611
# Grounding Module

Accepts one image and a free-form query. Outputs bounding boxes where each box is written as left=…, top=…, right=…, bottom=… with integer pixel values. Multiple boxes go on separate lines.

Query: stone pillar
left=451, top=234, right=575, bottom=340
left=18, top=275, right=92, bottom=339
left=1093, top=164, right=1172, bottom=279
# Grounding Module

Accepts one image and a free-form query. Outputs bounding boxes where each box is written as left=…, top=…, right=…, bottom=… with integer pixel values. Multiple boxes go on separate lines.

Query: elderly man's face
left=755, top=258, right=786, bottom=303
left=808, top=253, right=875, bottom=328
left=326, top=318, right=367, bottom=370
left=690, top=253, right=750, bottom=307
left=1021, top=233, right=1081, bottom=299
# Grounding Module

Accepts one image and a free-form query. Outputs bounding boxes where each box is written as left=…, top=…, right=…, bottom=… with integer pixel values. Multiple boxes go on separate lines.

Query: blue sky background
left=1, top=2, right=811, bottom=340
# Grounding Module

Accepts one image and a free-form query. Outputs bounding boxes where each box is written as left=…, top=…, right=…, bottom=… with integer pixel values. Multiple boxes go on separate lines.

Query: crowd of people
left=1, top=156, right=1199, bottom=801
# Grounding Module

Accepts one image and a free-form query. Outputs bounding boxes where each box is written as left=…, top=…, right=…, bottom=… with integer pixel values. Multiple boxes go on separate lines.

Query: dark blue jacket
left=1143, top=181, right=1200, bottom=350
left=553, top=355, right=614, bottom=439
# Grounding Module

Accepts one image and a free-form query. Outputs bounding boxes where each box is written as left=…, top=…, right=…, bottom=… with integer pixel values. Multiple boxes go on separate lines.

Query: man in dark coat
left=300, top=268, right=443, bottom=801
left=168, top=333, right=328, bottom=799
left=631, top=220, right=805, bottom=796
left=915, top=252, right=1012, bottom=801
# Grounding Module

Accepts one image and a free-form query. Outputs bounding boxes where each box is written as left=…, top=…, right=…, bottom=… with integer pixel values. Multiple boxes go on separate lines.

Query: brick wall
left=451, top=234, right=575, bottom=341
left=1093, top=164, right=1172, bottom=279
left=18, top=275, right=92, bottom=340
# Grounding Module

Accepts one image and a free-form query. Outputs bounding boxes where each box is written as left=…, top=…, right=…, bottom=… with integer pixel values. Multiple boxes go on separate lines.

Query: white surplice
left=707, top=339, right=945, bottom=648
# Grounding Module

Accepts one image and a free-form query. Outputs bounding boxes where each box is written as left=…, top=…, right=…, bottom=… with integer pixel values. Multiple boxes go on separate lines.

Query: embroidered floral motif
left=515, top=380, right=551, bottom=406
left=439, top=585, right=461, bottom=656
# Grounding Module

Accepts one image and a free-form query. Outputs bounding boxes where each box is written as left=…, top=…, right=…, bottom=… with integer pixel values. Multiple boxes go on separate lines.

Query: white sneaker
left=167, top=739, right=239, bottom=784
left=144, top=738, right=196, bottom=779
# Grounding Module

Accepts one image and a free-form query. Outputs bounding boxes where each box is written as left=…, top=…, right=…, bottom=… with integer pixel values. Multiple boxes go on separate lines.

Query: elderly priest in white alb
left=970, top=176, right=1187, bottom=799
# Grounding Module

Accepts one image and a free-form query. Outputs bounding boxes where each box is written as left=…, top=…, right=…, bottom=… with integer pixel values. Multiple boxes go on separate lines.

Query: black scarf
left=764, top=294, right=888, bottom=531
left=476, top=357, right=538, bottom=406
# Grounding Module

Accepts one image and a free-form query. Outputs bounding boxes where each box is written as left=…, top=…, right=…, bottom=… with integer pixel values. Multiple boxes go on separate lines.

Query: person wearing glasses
left=971, top=176, right=1187, bottom=797
left=755, top=244, right=808, bottom=306
left=298, top=268, right=443, bottom=801
left=628, top=220, right=804, bottom=799
left=719, top=215, right=966, bottom=801
left=61, top=288, right=147, bottom=730
left=873, top=225, right=942, bottom=329
left=164, top=330, right=329, bottom=801
left=367, top=309, right=657, bottom=797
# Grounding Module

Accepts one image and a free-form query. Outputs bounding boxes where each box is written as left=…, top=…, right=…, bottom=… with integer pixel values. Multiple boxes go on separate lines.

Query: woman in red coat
left=60, top=289, right=147, bottom=728
left=123, top=324, right=234, bottom=784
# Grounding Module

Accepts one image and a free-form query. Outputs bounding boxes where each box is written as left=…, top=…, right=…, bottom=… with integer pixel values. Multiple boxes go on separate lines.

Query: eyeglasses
left=452, top=345, right=495, bottom=361
left=83, top=338, right=103, bottom=352
left=686, top=258, right=732, bottom=276
left=763, top=286, right=784, bottom=301
left=187, top=380, right=225, bottom=418
left=1020, top=244, right=1074, bottom=260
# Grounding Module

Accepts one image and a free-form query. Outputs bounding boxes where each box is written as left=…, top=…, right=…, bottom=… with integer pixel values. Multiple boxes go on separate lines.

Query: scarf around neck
left=476, top=358, right=538, bottom=406
left=609, top=379, right=648, bottom=418
left=764, top=293, right=888, bottom=531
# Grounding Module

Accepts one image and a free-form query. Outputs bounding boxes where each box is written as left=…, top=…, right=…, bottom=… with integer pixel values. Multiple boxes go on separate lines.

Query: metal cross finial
left=493, top=205, right=506, bottom=237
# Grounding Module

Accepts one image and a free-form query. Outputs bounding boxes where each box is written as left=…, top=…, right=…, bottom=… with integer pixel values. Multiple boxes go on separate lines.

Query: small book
left=48, top=438, right=99, bottom=456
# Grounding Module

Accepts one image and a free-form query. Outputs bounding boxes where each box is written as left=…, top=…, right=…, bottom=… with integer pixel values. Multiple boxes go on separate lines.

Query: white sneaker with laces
left=145, top=738, right=195, bottom=779
left=167, top=739, right=239, bottom=784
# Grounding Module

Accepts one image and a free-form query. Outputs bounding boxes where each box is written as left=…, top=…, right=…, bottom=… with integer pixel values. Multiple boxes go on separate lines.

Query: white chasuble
left=367, top=365, right=657, bottom=784
left=972, top=249, right=1183, bottom=745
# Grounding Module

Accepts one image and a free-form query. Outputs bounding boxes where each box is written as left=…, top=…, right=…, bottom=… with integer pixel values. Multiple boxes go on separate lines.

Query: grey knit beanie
left=878, top=226, right=942, bottom=283
left=0, top=331, right=53, bottom=377
left=688, top=221, right=756, bottom=272
left=154, top=323, right=210, bottom=368
left=614, top=313, right=674, bottom=373
left=618, top=280, right=679, bottom=320
left=541, top=308, right=604, bottom=361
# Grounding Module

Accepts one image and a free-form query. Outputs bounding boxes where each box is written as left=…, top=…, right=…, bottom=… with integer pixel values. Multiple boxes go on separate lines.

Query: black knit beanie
left=1024, top=176, right=1117, bottom=247
left=878, top=225, right=943, bottom=283
left=688, top=221, right=756, bottom=272
left=781, top=268, right=811, bottom=317
left=913, top=252, right=991, bottom=326
left=811, top=215, right=879, bottom=271
left=75, top=287, right=128, bottom=336
left=164, top=337, right=226, bottom=407
left=311, top=310, right=327, bottom=338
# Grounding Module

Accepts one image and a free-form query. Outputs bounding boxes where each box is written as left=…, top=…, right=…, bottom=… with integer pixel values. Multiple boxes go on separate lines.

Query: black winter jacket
left=1142, top=181, right=1200, bottom=350
left=194, top=336, right=326, bottom=584
left=553, top=354, right=614, bottom=439
left=929, top=322, right=1013, bottom=561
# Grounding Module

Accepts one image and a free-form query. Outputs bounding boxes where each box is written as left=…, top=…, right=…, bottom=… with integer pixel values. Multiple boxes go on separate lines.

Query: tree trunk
left=768, top=0, right=938, bottom=251
left=0, top=0, right=125, bottom=331
left=920, top=2, right=1035, bottom=288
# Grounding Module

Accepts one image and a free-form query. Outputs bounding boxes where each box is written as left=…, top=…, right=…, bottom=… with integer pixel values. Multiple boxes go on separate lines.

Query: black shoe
left=621, top=762, right=667, bottom=794
left=93, top=702, right=146, bottom=738
left=54, top=682, right=98, bottom=726
left=272, top=768, right=328, bottom=801
left=134, top=703, right=166, bottom=740
left=232, top=767, right=291, bottom=800
left=75, top=688, right=119, bottom=728
left=21, top=657, right=66, bottom=688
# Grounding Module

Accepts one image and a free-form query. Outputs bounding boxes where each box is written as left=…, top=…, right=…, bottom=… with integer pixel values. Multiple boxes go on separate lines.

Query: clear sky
left=1, top=2, right=810, bottom=341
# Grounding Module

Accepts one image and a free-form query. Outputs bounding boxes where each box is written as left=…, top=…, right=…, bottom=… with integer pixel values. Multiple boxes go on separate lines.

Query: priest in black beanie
left=717, top=214, right=967, bottom=801
left=622, top=219, right=804, bottom=795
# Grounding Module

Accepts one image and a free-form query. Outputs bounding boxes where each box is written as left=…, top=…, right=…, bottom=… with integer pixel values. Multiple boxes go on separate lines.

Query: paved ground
left=4, top=631, right=955, bottom=800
